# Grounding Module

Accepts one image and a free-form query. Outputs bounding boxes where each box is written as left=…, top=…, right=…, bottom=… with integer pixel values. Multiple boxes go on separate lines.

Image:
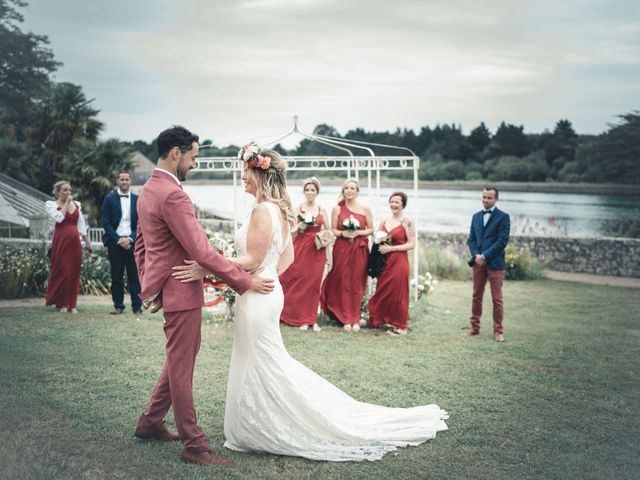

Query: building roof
left=130, top=151, right=156, bottom=173
left=0, top=173, right=48, bottom=227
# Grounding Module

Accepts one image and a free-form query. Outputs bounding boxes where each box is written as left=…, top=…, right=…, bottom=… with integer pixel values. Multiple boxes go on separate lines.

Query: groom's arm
left=467, top=214, right=480, bottom=257
left=134, top=223, right=146, bottom=283
left=481, top=213, right=510, bottom=262
left=163, top=190, right=252, bottom=295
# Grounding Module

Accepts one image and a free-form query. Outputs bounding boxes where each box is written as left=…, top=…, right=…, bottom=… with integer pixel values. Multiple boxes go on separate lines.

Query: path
left=544, top=270, right=640, bottom=288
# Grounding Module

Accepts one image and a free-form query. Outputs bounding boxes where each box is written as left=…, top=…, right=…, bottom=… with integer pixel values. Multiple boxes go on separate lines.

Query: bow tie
left=119, top=194, right=129, bottom=198
left=483, top=210, right=492, bottom=214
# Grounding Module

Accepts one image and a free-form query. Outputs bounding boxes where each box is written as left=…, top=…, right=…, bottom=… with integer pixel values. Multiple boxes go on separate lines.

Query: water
left=181, top=184, right=640, bottom=238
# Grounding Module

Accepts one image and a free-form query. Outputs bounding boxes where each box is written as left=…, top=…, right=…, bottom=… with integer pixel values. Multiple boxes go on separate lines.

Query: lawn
left=0, top=280, right=638, bottom=480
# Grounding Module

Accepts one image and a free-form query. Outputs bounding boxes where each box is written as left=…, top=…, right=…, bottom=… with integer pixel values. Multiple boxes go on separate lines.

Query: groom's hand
left=249, top=271, right=275, bottom=294
left=172, top=260, right=209, bottom=282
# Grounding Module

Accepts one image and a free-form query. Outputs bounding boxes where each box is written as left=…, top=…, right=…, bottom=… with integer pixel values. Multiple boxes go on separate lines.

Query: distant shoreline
left=184, top=178, right=640, bottom=196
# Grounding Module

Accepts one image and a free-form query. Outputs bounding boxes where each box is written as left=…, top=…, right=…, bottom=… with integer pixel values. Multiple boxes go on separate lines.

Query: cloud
left=23, top=0, right=640, bottom=142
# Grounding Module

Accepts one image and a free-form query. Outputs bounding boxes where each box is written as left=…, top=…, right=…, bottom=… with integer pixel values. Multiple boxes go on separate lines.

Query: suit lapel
left=114, top=193, right=122, bottom=221
left=475, top=212, right=484, bottom=237
left=483, top=207, right=499, bottom=233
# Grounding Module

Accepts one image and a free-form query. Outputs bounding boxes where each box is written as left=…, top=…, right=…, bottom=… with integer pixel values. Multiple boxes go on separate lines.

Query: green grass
left=1, top=280, right=639, bottom=480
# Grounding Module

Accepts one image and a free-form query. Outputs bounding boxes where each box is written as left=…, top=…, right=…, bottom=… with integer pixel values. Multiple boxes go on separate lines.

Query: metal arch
left=194, top=116, right=422, bottom=304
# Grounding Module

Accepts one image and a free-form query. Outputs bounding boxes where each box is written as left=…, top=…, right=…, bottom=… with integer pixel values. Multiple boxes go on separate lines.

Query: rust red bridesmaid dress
left=280, top=210, right=326, bottom=326
left=368, top=224, right=410, bottom=330
left=45, top=207, right=82, bottom=309
left=320, top=202, right=369, bottom=326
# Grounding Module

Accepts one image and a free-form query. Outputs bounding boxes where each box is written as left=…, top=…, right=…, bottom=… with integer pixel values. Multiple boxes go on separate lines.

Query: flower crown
left=237, top=143, right=272, bottom=170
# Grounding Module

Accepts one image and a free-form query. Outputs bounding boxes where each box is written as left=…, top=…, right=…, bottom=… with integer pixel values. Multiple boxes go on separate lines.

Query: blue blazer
left=467, top=207, right=510, bottom=270
left=101, top=191, right=138, bottom=247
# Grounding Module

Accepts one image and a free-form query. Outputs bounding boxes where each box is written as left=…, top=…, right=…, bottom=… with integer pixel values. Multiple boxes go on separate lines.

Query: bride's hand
left=172, top=260, right=209, bottom=282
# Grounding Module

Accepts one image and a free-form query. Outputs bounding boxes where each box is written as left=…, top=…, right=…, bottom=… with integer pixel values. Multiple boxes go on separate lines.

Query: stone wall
left=3, top=234, right=639, bottom=278
left=420, top=233, right=640, bottom=278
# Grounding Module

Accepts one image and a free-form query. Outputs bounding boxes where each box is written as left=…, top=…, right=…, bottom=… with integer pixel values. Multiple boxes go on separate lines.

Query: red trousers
left=470, top=265, right=505, bottom=334
left=137, top=307, right=211, bottom=453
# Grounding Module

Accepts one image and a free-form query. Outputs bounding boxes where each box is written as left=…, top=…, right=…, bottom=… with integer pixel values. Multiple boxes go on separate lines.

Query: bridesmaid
left=320, top=178, right=373, bottom=332
left=368, top=192, right=416, bottom=335
left=45, top=180, right=91, bottom=313
left=280, top=177, right=330, bottom=332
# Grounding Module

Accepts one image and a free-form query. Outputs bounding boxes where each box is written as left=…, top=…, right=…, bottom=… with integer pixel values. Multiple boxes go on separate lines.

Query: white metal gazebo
left=195, top=116, right=421, bottom=301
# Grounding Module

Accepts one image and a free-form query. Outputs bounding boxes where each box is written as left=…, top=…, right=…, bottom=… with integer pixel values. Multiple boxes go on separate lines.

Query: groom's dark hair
left=484, top=186, right=499, bottom=199
left=157, top=125, right=199, bottom=160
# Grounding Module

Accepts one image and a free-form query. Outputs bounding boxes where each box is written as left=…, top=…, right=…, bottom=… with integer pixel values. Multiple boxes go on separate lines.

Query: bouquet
left=373, top=230, right=392, bottom=245
left=203, top=229, right=236, bottom=318
left=410, top=272, right=438, bottom=301
left=297, top=212, right=318, bottom=233
left=341, top=215, right=361, bottom=243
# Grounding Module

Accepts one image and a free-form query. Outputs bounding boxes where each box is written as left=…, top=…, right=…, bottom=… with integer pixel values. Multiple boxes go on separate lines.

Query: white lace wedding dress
left=223, top=202, right=448, bottom=461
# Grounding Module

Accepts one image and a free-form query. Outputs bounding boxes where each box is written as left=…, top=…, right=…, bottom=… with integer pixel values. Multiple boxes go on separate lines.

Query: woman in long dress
left=368, top=192, right=415, bottom=335
left=320, top=179, right=373, bottom=332
left=173, top=146, right=447, bottom=462
left=279, top=177, right=329, bottom=331
left=45, top=180, right=91, bottom=313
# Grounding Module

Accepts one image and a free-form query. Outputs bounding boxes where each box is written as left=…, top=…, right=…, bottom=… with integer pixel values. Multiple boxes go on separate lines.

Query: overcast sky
left=22, top=0, right=640, bottom=146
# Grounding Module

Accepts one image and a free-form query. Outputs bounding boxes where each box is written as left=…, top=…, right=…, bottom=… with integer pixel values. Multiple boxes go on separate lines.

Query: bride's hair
left=245, top=149, right=295, bottom=229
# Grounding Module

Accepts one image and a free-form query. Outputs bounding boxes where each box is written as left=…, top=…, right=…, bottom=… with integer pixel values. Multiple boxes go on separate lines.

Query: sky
left=22, top=0, right=640, bottom=147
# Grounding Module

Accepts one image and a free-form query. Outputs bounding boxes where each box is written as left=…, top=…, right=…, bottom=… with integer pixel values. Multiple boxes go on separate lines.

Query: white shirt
left=483, top=206, right=495, bottom=227
left=116, top=189, right=132, bottom=237
left=155, top=167, right=181, bottom=186
left=45, top=200, right=88, bottom=236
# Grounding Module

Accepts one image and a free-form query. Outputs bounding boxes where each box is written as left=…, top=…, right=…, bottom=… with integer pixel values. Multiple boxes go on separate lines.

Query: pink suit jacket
left=135, top=170, right=251, bottom=312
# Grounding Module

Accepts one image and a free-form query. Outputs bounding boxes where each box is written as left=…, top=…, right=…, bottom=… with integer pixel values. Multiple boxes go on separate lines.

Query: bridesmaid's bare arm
left=330, top=205, right=342, bottom=237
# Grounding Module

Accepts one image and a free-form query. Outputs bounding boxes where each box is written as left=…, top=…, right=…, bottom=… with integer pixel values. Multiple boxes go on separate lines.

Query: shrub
left=415, top=243, right=470, bottom=280
left=0, top=244, right=113, bottom=298
left=0, top=243, right=49, bottom=298
left=504, top=245, right=543, bottom=280
left=79, top=249, right=111, bottom=295
left=600, top=218, right=640, bottom=239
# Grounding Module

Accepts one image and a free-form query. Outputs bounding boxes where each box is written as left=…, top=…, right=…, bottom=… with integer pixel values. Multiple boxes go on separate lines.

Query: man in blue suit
left=102, top=170, right=142, bottom=315
left=466, top=187, right=510, bottom=342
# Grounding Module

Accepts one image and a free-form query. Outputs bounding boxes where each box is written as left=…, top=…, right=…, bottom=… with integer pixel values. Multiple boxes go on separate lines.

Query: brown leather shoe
left=465, top=328, right=479, bottom=336
left=494, top=333, right=505, bottom=342
left=181, top=449, right=235, bottom=468
left=134, top=421, right=180, bottom=442
left=110, top=307, right=124, bottom=315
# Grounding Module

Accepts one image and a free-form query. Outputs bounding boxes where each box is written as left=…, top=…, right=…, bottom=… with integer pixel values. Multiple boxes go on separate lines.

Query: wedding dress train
left=223, top=202, right=448, bottom=461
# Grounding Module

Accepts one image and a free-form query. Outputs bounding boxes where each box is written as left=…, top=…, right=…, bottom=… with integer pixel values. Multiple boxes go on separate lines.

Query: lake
left=181, top=184, right=640, bottom=238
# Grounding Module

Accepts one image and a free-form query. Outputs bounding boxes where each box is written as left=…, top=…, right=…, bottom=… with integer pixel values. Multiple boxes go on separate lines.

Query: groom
left=466, top=187, right=510, bottom=342
left=133, top=125, right=274, bottom=467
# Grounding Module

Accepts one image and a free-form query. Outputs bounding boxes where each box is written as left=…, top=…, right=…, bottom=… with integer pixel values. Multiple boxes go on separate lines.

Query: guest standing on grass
left=320, top=178, right=373, bottom=332
left=466, top=187, right=510, bottom=342
left=280, top=177, right=330, bottom=332
left=368, top=192, right=416, bottom=336
left=45, top=181, right=91, bottom=313
left=102, top=170, right=142, bottom=316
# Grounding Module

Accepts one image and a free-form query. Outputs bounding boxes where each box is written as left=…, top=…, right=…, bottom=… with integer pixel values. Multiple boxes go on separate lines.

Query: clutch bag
left=314, top=229, right=335, bottom=249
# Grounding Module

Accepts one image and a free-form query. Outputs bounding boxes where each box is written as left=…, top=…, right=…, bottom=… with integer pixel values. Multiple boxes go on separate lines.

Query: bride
left=172, top=145, right=448, bottom=462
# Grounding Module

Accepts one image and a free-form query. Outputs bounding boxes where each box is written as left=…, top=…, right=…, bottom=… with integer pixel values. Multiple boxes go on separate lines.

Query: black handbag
left=367, top=243, right=387, bottom=278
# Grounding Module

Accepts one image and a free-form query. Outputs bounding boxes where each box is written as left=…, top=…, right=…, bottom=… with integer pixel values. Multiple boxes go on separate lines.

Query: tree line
left=1, top=0, right=638, bottom=226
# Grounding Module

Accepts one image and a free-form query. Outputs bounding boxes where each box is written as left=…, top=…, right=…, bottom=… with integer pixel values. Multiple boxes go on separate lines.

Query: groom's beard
left=177, top=165, right=190, bottom=182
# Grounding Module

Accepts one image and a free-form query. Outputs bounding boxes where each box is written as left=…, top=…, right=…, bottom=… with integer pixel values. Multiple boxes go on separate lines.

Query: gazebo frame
left=195, top=116, right=421, bottom=302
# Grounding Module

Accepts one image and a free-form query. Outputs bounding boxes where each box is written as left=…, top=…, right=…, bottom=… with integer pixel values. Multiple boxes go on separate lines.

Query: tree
left=484, top=122, right=530, bottom=158
left=60, top=138, right=133, bottom=223
left=0, top=0, right=60, bottom=141
left=544, top=119, right=578, bottom=164
left=295, top=124, right=347, bottom=156
left=580, top=112, right=640, bottom=184
left=29, top=82, right=104, bottom=191
left=468, top=122, right=492, bottom=157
